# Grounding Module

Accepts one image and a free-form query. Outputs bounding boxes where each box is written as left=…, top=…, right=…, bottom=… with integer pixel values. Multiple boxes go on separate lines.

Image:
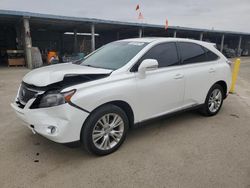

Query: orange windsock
left=165, top=19, right=169, bottom=30
left=136, top=4, right=140, bottom=11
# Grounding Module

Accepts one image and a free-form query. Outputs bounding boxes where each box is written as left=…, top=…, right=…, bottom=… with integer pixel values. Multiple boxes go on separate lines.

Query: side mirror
left=138, top=59, right=158, bottom=75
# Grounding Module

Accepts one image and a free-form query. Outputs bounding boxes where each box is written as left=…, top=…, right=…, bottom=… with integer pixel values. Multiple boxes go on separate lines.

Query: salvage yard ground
left=0, top=58, right=250, bottom=188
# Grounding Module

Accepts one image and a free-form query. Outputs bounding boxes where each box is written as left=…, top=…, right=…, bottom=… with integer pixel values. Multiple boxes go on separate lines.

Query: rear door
left=177, top=42, right=219, bottom=107
left=134, top=42, right=185, bottom=121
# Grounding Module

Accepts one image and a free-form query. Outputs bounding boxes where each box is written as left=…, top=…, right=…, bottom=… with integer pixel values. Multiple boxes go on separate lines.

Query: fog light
left=47, top=126, right=57, bottom=134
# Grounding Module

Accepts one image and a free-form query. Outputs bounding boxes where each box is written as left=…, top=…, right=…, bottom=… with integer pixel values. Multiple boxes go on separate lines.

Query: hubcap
left=92, top=113, right=124, bottom=150
left=208, top=89, right=222, bottom=113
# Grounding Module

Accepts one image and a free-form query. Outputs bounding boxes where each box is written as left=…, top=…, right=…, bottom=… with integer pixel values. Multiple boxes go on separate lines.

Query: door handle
left=174, top=74, right=184, bottom=79
left=209, top=68, right=215, bottom=73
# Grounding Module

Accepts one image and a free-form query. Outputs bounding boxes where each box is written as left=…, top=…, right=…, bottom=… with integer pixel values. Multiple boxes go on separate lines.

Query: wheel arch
left=214, top=80, right=228, bottom=99
left=106, top=100, right=135, bottom=128
left=80, top=100, right=135, bottom=141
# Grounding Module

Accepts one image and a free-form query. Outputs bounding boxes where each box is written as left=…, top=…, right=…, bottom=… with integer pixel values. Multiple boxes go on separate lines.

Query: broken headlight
left=38, top=89, right=76, bottom=108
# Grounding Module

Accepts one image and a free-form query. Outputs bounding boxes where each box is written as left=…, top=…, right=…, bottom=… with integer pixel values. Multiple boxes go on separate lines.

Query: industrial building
left=0, top=9, right=250, bottom=69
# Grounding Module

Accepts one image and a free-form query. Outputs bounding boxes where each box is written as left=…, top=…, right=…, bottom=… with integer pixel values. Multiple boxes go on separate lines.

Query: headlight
left=38, top=89, right=76, bottom=108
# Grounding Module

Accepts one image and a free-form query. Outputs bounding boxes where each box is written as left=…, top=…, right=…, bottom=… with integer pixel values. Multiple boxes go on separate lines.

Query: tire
left=82, top=104, right=129, bottom=155
left=200, top=84, right=224, bottom=116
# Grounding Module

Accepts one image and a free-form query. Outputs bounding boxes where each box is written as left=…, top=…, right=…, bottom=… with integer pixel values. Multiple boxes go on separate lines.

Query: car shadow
left=26, top=109, right=202, bottom=158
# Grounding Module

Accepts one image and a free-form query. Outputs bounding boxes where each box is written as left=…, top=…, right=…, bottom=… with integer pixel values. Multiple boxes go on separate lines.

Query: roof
left=123, top=37, right=217, bottom=46
left=122, top=37, right=159, bottom=43
left=0, top=9, right=250, bottom=36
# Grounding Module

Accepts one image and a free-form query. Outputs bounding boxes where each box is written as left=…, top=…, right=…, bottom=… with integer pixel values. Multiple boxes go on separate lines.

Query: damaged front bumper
left=11, top=98, right=89, bottom=143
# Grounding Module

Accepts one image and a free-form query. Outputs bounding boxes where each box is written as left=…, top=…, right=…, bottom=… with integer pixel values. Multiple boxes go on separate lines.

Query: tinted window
left=203, top=47, right=219, bottom=61
left=178, top=42, right=207, bottom=64
left=139, top=42, right=179, bottom=68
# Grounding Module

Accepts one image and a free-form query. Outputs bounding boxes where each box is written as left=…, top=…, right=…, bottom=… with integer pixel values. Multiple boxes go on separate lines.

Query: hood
left=23, top=63, right=112, bottom=87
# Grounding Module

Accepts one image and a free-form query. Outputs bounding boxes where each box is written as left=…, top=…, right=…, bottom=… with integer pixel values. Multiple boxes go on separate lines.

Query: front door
left=134, top=42, right=185, bottom=122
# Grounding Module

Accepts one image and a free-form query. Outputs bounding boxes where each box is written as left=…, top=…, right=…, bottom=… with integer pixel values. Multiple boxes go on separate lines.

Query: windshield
left=81, top=41, right=148, bottom=70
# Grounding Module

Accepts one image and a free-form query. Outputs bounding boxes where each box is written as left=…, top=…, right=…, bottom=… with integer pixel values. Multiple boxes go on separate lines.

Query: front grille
left=18, top=83, right=39, bottom=105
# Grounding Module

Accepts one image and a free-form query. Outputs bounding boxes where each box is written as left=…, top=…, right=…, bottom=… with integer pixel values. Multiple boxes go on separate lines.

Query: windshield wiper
left=83, top=64, right=113, bottom=70
left=83, top=64, right=98, bottom=68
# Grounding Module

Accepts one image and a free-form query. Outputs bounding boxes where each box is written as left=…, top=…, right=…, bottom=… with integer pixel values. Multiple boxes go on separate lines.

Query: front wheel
left=200, top=84, right=224, bottom=116
left=82, top=104, right=129, bottom=155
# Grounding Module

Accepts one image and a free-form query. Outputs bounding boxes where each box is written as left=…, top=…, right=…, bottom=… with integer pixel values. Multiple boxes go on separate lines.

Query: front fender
left=69, top=74, right=140, bottom=122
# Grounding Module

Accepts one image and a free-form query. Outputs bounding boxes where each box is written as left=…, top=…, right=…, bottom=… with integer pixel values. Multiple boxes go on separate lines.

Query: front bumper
left=11, top=99, right=89, bottom=143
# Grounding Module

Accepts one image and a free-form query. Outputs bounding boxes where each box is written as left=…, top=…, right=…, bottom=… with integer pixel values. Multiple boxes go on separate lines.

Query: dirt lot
left=0, top=59, right=250, bottom=188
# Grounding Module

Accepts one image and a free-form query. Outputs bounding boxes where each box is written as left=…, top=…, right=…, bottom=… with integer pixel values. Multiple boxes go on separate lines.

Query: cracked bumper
left=11, top=100, right=89, bottom=143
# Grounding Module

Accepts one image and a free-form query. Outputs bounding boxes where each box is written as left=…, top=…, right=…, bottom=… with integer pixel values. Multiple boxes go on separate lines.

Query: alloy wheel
left=92, top=113, right=124, bottom=150
left=208, top=88, right=222, bottom=113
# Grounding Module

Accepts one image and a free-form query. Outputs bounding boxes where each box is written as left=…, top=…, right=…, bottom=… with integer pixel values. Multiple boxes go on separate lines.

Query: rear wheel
left=200, top=84, right=224, bottom=116
left=82, top=104, right=129, bottom=155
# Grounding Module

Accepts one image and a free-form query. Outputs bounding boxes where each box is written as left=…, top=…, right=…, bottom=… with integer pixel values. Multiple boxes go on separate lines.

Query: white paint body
left=11, top=38, right=232, bottom=143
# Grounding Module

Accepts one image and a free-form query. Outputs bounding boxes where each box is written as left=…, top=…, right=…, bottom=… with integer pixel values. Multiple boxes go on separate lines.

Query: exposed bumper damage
left=11, top=64, right=111, bottom=143
left=11, top=98, right=89, bottom=143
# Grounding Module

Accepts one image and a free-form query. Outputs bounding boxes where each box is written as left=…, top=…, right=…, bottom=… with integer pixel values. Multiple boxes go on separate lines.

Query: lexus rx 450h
left=11, top=38, right=232, bottom=155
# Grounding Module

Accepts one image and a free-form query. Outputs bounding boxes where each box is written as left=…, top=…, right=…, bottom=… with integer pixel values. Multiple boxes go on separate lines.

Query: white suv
left=11, top=38, right=232, bottom=155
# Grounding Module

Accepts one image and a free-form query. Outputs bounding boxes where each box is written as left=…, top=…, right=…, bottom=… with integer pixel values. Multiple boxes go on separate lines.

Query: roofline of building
left=0, top=9, right=250, bottom=36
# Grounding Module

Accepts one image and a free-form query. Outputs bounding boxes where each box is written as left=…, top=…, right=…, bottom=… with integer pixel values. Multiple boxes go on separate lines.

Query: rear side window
left=178, top=42, right=207, bottom=64
left=139, top=42, right=179, bottom=68
left=203, top=47, right=219, bottom=61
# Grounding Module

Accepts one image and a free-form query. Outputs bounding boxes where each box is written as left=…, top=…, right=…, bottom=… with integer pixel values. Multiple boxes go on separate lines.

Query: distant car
left=11, top=38, right=232, bottom=155
left=223, top=48, right=236, bottom=58
left=242, top=49, right=249, bottom=56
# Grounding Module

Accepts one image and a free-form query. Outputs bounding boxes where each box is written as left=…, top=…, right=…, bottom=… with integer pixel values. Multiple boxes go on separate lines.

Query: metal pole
left=173, top=31, right=177, bottom=38
left=199, top=32, right=203, bottom=41
left=220, top=34, right=225, bottom=52
left=23, top=17, right=32, bottom=69
left=237, top=36, right=242, bottom=56
left=91, top=24, right=95, bottom=52
left=15, top=23, right=22, bottom=49
left=139, top=28, right=143, bottom=38
left=230, top=58, right=241, bottom=93
left=61, top=33, right=64, bottom=53
left=74, top=29, right=78, bottom=53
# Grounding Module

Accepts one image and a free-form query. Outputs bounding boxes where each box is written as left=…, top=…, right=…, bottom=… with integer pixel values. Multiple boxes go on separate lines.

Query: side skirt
left=133, top=104, right=204, bottom=128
